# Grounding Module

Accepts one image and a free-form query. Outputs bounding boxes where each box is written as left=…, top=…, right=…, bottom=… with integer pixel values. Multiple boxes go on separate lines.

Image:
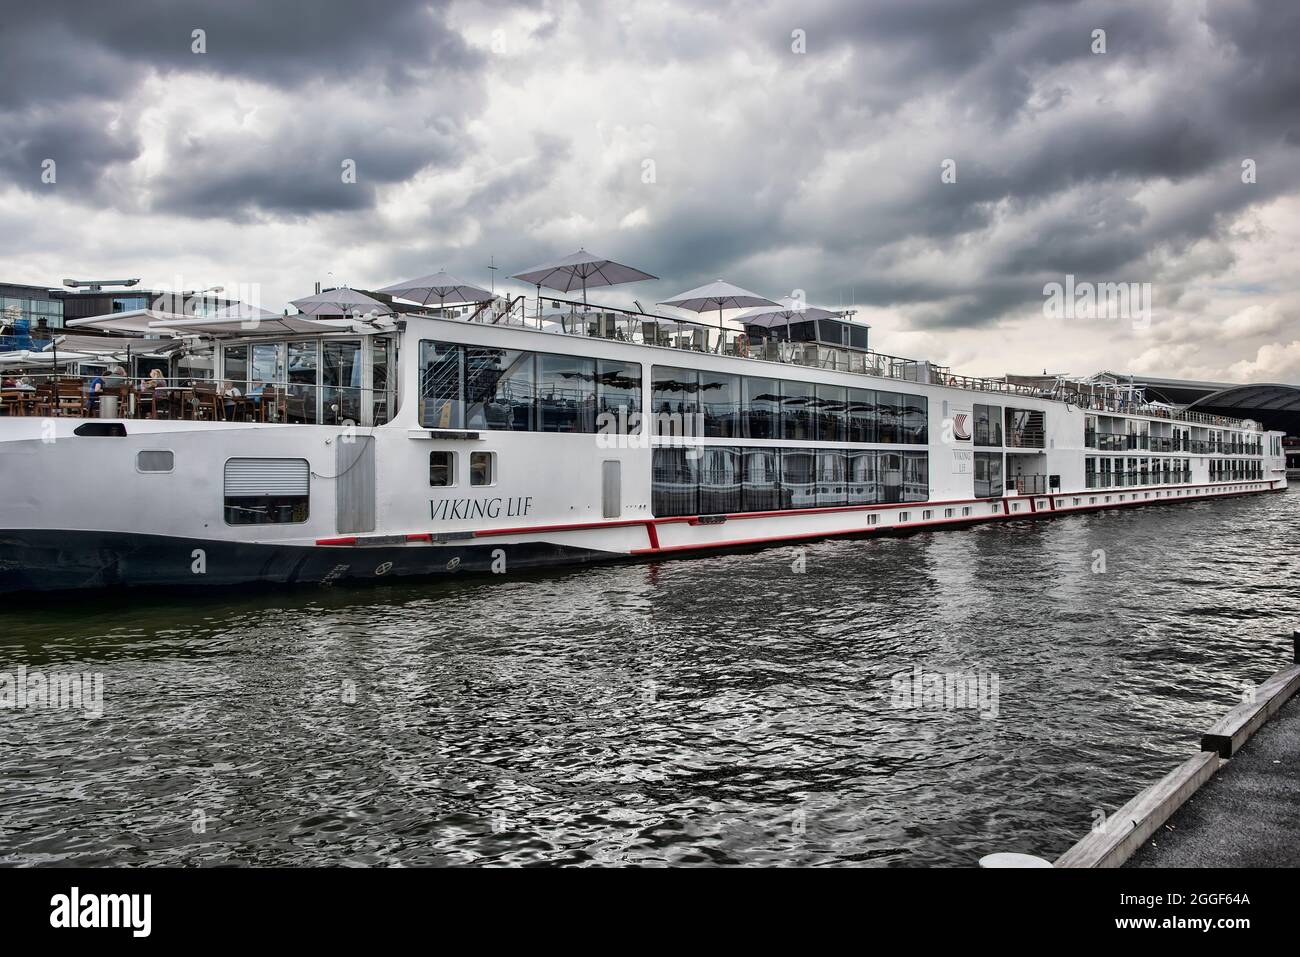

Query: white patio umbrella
left=290, top=287, right=389, bottom=319
left=511, top=248, right=657, bottom=314
left=375, top=270, right=493, bottom=314
left=658, top=279, right=779, bottom=336
left=733, top=296, right=843, bottom=342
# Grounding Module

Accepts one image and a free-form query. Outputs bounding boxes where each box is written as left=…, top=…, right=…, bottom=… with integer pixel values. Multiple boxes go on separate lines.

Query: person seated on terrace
left=103, top=365, right=128, bottom=389
left=142, top=368, right=166, bottom=391
left=220, top=379, right=242, bottom=419
left=1, top=375, right=16, bottom=388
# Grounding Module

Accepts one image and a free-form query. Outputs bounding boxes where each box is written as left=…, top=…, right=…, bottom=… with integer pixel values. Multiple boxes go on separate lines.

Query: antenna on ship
left=488, top=255, right=497, bottom=295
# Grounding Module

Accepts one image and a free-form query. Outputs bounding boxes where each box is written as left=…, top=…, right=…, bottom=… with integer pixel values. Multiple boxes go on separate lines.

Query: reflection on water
left=1, top=491, right=1296, bottom=866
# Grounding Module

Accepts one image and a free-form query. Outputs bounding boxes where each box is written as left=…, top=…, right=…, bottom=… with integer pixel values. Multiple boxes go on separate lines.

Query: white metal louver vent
left=223, top=458, right=310, bottom=496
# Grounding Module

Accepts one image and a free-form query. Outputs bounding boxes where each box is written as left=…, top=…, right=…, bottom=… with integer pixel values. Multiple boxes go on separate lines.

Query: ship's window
left=847, top=388, right=877, bottom=442
left=901, top=394, right=928, bottom=444
left=867, top=513, right=879, bottom=525
left=651, top=447, right=699, bottom=517
left=652, top=366, right=698, bottom=437
left=847, top=450, right=877, bottom=504
left=466, top=348, right=534, bottom=431
left=876, top=392, right=902, bottom=443
left=902, top=451, right=929, bottom=502
left=596, top=359, right=641, bottom=435
left=923, top=509, right=933, bottom=520
left=815, top=384, right=847, bottom=443
left=742, top=377, right=780, bottom=440
left=899, top=511, right=910, bottom=523
left=944, top=508, right=954, bottom=518
left=699, top=446, right=742, bottom=513
left=649, top=446, right=926, bottom=516
left=816, top=449, right=847, bottom=507
left=419, top=341, right=464, bottom=429
left=780, top=380, right=815, bottom=441
left=974, top=451, right=1003, bottom=498
left=287, top=340, right=320, bottom=425
left=974, top=403, right=1003, bottom=446
left=537, top=353, right=596, bottom=433
left=781, top=448, right=817, bottom=507
left=429, top=451, right=455, bottom=487
left=470, top=451, right=494, bottom=487
left=137, top=450, right=174, bottom=473
left=223, top=457, right=309, bottom=525
left=962, top=506, right=971, bottom=517
left=700, top=371, right=741, bottom=438
left=742, top=448, right=782, bottom=512
left=322, top=339, right=363, bottom=426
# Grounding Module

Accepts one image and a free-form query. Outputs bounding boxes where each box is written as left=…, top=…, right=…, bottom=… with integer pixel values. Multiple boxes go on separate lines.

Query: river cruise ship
left=0, top=279, right=1288, bottom=595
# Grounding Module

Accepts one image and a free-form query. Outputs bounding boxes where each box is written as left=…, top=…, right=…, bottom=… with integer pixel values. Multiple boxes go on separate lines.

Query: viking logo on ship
left=953, top=413, right=972, bottom=441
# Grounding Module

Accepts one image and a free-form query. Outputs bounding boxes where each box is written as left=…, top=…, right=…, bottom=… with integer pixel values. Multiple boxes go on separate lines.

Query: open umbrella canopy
left=511, top=249, right=657, bottom=294
left=658, top=279, right=778, bottom=314
left=290, top=287, right=389, bottom=317
left=732, top=296, right=842, bottom=328
left=376, top=270, right=493, bottom=308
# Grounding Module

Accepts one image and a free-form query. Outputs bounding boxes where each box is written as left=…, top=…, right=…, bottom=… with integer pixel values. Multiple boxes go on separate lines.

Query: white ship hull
left=0, top=315, right=1287, bottom=594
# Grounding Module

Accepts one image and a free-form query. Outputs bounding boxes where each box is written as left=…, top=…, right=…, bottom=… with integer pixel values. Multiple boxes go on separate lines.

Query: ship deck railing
left=474, top=295, right=1263, bottom=432
left=0, top=374, right=392, bottom=426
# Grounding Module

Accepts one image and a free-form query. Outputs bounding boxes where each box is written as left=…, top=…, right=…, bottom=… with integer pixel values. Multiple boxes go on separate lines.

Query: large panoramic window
left=652, top=366, right=698, bottom=437
left=742, top=448, right=782, bottom=511
left=651, top=446, right=929, bottom=517
left=699, top=446, right=743, bottom=513
left=419, top=340, right=464, bottom=429
left=596, top=359, right=641, bottom=434
left=781, top=380, right=815, bottom=441
left=700, top=371, right=741, bottom=437
left=847, top=388, right=877, bottom=443
left=974, top=403, right=1002, bottom=447
left=974, top=451, right=1003, bottom=498
left=322, top=339, right=363, bottom=426
left=742, top=377, right=780, bottom=439
left=466, top=347, right=534, bottom=431
left=651, top=446, right=699, bottom=517
left=537, top=353, right=596, bottom=433
left=815, top=385, right=847, bottom=443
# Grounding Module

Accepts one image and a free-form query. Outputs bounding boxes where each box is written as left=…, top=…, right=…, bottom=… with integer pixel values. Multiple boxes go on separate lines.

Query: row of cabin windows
left=651, top=366, right=928, bottom=443
left=1210, top=459, right=1264, bottom=481
left=429, top=451, right=496, bottom=487
left=418, top=341, right=639, bottom=433
left=415, top=341, right=929, bottom=444
left=652, top=447, right=929, bottom=517
left=1083, top=457, right=1197, bottom=487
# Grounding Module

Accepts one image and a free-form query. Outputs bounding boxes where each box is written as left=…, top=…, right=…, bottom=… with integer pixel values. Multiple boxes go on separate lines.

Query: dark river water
left=2, top=490, right=1296, bottom=867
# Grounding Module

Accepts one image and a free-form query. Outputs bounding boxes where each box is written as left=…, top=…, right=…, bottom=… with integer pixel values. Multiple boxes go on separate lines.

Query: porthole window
left=430, top=451, right=455, bottom=487
left=137, top=450, right=174, bottom=473
left=470, top=451, right=495, bottom=487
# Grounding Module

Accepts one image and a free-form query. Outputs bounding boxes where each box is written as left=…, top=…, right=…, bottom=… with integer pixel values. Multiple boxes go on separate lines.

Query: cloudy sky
left=2, top=0, right=1298, bottom=383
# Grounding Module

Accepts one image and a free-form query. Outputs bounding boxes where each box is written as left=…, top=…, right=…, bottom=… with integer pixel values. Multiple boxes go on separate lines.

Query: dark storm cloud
left=0, top=0, right=484, bottom=109
left=2, top=0, right=1298, bottom=345
left=0, top=0, right=494, bottom=212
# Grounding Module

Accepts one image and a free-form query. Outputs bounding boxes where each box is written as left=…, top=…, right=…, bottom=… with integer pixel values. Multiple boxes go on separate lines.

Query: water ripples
left=1, top=490, right=1296, bottom=865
